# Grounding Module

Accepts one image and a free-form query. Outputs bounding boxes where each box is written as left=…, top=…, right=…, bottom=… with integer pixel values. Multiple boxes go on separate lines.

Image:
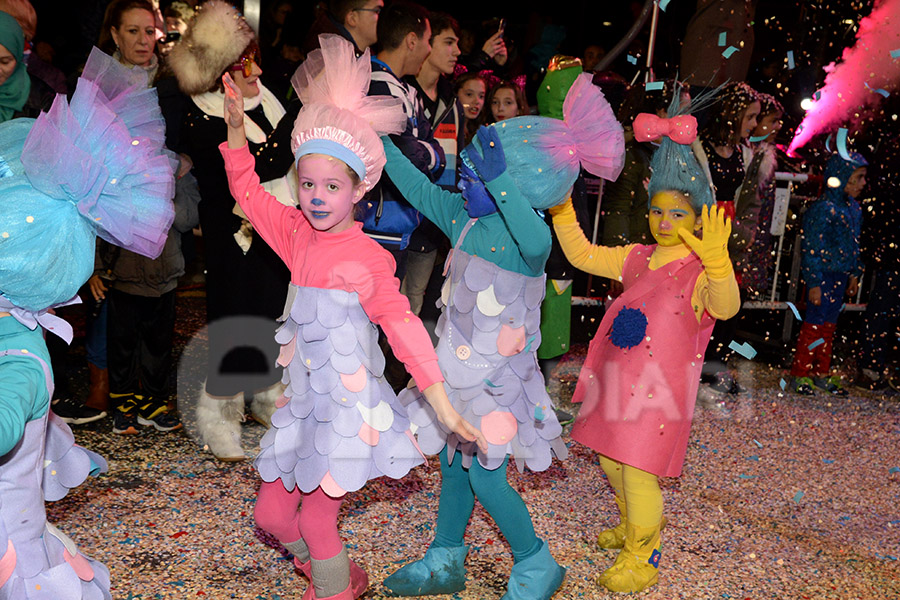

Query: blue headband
left=294, top=139, right=366, bottom=180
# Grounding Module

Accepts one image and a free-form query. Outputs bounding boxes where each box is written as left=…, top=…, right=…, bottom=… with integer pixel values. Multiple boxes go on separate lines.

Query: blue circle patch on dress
left=609, top=307, right=648, bottom=349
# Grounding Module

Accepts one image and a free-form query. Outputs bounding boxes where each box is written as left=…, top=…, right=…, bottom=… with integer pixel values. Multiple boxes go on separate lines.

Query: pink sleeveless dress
left=570, top=245, right=715, bottom=477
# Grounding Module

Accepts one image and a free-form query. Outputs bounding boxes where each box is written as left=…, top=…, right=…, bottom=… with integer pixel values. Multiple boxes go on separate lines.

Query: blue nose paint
left=311, top=197, right=325, bottom=206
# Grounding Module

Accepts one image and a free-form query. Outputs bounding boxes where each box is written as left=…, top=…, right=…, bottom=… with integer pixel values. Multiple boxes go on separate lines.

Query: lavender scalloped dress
left=399, top=250, right=568, bottom=472
left=1, top=350, right=111, bottom=600
left=254, top=285, right=426, bottom=497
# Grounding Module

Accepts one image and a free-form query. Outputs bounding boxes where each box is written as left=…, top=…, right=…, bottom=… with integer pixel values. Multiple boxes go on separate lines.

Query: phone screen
left=498, top=18, right=506, bottom=35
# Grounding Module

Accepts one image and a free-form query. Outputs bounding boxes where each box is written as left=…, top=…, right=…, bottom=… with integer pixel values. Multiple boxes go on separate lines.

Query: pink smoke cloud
left=788, top=0, right=900, bottom=155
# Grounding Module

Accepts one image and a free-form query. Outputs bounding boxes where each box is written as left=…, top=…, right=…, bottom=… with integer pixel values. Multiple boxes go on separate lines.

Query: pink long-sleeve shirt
left=220, top=142, right=443, bottom=390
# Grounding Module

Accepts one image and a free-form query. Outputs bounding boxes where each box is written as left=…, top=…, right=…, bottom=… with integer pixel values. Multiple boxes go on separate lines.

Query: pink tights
left=254, top=481, right=344, bottom=560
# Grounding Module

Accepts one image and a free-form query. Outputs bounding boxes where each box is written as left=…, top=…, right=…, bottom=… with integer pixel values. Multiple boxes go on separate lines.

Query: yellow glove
left=677, top=204, right=733, bottom=279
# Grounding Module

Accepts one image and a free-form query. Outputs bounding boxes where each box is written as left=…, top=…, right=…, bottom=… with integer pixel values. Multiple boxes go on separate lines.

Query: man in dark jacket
left=400, top=11, right=464, bottom=315
left=364, top=0, right=444, bottom=277
left=303, top=0, right=382, bottom=56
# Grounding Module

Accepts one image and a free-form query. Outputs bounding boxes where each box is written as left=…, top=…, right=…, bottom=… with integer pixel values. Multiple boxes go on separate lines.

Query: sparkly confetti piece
left=749, top=135, right=769, bottom=142
left=753, top=439, right=763, bottom=448
left=787, top=50, right=795, bottom=69
left=658, top=0, right=670, bottom=11
left=738, top=474, right=757, bottom=479
left=823, top=459, right=835, bottom=464
left=718, top=32, right=727, bottom=46
left=786, top=301, right=802, bottom=321
left=793, top=491, right=805, bottom=502
left=807, top=338, right=825, bottom=350
left=627, top=54, right=637, bottom=65
left=722, top=46, right=739, bottom=59
left=864, top=81, right=890, bottom=97
left=836, top=127, right=852, bottom=161
left=728, top=340, right=757, bottom=360
left=892, top=48, right=900, bottom=59
left=780, top=378, right=787, bottom=390
left=645, top=81, right=664, bottom=91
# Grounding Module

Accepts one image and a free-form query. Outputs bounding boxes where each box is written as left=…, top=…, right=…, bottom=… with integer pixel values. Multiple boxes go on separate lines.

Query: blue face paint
left=311, top=197, right=325, bottom=206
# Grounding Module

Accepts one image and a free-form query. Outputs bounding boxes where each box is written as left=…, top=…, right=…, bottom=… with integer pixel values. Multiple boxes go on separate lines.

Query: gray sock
left=310, top=547, right=350, bottom=598
left=283, top=538, right=310, bottom=564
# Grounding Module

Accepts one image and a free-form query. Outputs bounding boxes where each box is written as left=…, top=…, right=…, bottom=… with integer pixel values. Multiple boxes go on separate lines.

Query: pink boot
left=300, top=559, right=368, bottom=599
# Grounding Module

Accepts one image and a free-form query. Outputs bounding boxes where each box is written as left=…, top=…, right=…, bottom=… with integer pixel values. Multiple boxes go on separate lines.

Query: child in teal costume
left=0, top=48, right=175, bottom=598
left=380, top=74, right=624, bottom=599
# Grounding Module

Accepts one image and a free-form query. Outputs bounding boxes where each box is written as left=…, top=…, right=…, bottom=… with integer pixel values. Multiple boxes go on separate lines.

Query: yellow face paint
left=648, top=190, right=699, bottom=247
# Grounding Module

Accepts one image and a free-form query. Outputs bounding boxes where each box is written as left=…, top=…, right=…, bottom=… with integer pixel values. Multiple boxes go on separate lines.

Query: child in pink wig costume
left=218, top=34, right=485, bottom=600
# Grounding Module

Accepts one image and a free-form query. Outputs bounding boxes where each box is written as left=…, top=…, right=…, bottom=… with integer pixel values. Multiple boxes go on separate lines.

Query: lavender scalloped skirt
left=1, top=414, right=111, bottom=600
left=399, top=250, right=568, bottom=472
left=254, top=285, right=425, bottom=497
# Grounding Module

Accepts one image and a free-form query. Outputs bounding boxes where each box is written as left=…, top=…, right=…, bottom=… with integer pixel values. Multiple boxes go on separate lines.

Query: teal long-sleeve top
left=381, top=137, right=551, bottom=277
left=0, top=316, right=51, bottom=456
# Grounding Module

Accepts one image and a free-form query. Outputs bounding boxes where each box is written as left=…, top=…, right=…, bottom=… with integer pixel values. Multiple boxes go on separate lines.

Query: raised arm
left=381, top=136, right=465, bottom=237
left=467, top=126, right=551, bottom=274
left=220, top=74, right=305, bottom=264
left=549, top=198, right=632, bottom=280
left=677, top=205, right=740, bottom=320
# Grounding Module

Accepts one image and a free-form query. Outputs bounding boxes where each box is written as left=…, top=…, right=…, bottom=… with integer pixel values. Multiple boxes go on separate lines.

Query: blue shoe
left=382, top=545, right=467, bottom=597
left=501, top=540, right=565, bottom=600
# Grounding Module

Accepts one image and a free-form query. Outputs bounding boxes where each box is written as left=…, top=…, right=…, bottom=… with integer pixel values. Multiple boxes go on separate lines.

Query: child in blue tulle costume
left=0, top=48, right=175, bottom=599
left=380, top=74, right=624, bottom=600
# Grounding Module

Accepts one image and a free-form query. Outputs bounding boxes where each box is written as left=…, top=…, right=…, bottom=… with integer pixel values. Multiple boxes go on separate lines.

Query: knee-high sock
left=469, top=457, right=541, bottom=563
left=255, top=481, right=303, bottom=544
left=598, top=454, right=627, bottom=524
left=432, top=447, right=476, bottom=548
left=620, top=464, right=662, bottom=528
left=813, top=322, right=837, bottom=376
left=297, top=487, right=345, bottom=560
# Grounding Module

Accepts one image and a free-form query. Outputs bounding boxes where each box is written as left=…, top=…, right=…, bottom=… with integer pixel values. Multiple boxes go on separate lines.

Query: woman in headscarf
left=0, top=10, right=29, bottom=122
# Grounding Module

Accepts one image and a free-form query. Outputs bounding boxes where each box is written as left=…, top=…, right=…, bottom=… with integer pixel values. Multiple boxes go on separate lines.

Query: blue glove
left=459, top=162, right=497, bottom=218
left=463, top=125, right=506, bottom=182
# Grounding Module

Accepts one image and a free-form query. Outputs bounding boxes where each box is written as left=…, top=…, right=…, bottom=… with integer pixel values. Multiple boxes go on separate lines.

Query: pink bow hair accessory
left=633, top=113, right=698, bottom=145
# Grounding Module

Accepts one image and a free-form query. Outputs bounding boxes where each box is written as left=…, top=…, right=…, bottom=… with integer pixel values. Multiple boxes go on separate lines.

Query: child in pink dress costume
left=218, top=35, right=484, bottom=600
left=550, top=88, right=741, bottom=593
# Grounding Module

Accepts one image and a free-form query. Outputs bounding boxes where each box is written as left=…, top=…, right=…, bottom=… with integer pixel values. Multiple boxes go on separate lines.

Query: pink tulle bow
left=633, top=113, right=698, bottom=145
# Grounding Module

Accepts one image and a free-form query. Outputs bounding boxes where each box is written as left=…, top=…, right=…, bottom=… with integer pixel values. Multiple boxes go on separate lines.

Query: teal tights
left=432, top=447, right=541, bottom=562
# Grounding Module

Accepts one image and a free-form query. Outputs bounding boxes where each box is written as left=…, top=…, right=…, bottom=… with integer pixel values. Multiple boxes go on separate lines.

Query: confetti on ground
left=722, top=46, right=739, bottom=59
left=787, top=50, right=795, bottom=69
left=890, top=467, right=900, bottom=474
left=627, top=54, right=637, bottom=65
left=780, top=378, right=787, bottom=390
left=753, top=439, right=763, bottom=448
left=645, top=81, right=664, bottom=91
left=808, top=338, right=826, bottom=350
left=786, top=301, right=803, bottom=321
left=793, top=491, right=805, bottom=502
left=728, top=340, right=757, bottom=360
left=718, top=32, right=727, bottom=47
left=48, top=296, right=900, bottom=599
left=836, top=127, right=852, bottom=161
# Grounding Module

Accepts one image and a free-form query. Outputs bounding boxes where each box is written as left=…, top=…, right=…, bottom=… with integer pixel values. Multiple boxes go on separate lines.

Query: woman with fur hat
left=168, top=0, right=298, bottom=461
left=549, top=85, right=740, bottom=593
left=219, top=33, right=484, bottom=600
left=377, top=73, right=624, bottom=600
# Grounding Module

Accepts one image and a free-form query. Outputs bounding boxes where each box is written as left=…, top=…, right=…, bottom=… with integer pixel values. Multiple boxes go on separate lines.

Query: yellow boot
left=597, top=492, right=627, bottom=549
left=597, top=522, right=661, bottom=593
